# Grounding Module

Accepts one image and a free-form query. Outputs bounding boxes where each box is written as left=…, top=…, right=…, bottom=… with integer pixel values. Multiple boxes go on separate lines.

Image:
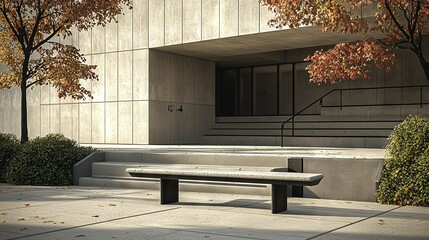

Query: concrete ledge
left=73, top=152, right=105, bottom=185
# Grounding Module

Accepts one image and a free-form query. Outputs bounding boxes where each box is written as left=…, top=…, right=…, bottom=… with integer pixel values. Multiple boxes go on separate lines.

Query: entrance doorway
left=216, top=62, right=309, bottom=116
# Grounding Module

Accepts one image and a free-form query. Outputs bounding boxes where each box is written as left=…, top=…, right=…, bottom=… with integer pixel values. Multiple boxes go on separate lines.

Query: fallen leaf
left=0, top=213, right=7, bottom=215
left=32, top=216, right=39, bottom=218
left=20, top=228, right=27, bottom=231
left=24, top=204, right=30, bottom=207
left=378, top=219, right=385, bottom=225
left=2, top=221, right=6, bottom=223
left=75, top=235, right=86, bottom=238
left=43, top=221, right=54, bottom=223
left=17, top=218, right=25, bottom=221
left=59, top=222, right=65, bottom=224
left=108, top=203, right=116, bottom=207
left=92, top=215, right=99, bottom=218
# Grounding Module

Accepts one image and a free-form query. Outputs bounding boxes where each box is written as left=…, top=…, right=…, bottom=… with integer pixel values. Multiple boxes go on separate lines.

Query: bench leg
left=160, top=179, right=179, bottom=204
left=271, top=184, right=288, bottom=213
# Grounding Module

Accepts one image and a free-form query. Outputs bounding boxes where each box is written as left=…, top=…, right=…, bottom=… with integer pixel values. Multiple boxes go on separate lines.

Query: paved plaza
left=0, top=184, right=428, bottom=240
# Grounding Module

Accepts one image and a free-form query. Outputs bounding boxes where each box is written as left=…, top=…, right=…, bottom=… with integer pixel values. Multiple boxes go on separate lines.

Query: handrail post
left=421, top=86, right=423, bottom=108
left=281, top=124, right=284, bottom=147
left=292, top=118, right=295, bottom=136
left=340, top=89, right=343, bottom=110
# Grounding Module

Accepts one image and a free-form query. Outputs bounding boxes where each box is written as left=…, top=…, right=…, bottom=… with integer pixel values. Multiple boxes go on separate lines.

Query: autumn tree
left=0, top=0, right=131, bottom=142
left=260, top=0, right=429, bottom=83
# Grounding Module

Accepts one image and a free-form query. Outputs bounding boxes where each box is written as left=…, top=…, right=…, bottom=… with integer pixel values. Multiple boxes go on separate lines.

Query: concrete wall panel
left=149, top=0, right=165, bottom=48
left=149, top=51, right=171, bottom=102
left=118, top=7, right=133, bottom=51
left=133, top=50, right=149, bottom=100
left=91, top=54, right=105, bottom=102
left=118, top=52, right=133, bottom=101
left=105, top=21, right=118, bottom=52
left=80, top=57, right=92, bottom=103
left=79, top=103, right=92, bottom=143
left=91, top=26, right=105, bottom=54
left=105, top=53, right=118, bottom=101
left=304, top=158, right=384, bottom=202
left=182, top=57, right=195, bottom=103
left=181, top=103, right=195, bottom=143
left=183, top=0, right=202, bottom=43
left=220, top=0, right=239, bottom=38
left=105, top=102, right=118, bottom=143
left=71, top=26, right=79, bottom=48
left=259, top=4, right=276, bottom=32
left=72, top=104, right=79, bottom=141
left=50, top=85, right=59, bottom=104
left=133, top=101, right=149, bottom=144
left=40, top=105, right=50, bottom=137
left=205, top=62, right=216, bottom=105
left=165, top=0, right=183, bottom=45
left=0, top=90, right=4, bottom=132
left=92, top=103, right=105, bottom=143
left=11, top=88, right=20, bottom=136
left=2, top=90, right=9, bottom=133
left=170, top=54, right=183, bottom=103
left=194, top=60, right=206, bottom=104
left=202, top=0, right=220, bottom=40
left=133, top=0, right=149, bottom=49
left=118, top=102, right=132, bottom=144
left=239, top=0, right=259, bottom=35
left=27, top=86, right=41, bottom=138
left=49, top=105, right=60, bottom=134
left=60, top=104, right=73, bottom=139
left=149, top=101, right=171, bottom=144
left=79, top=30, right=92, bottom=55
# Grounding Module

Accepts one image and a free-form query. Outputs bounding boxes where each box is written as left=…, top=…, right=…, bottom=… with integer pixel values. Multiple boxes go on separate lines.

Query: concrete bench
left=126, top=166, right=323, bottom=213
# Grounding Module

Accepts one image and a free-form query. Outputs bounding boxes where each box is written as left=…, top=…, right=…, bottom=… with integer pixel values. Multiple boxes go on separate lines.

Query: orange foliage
left=260, top=0, right=429, bottom=83
left=0, top=0, right=132, bottom=99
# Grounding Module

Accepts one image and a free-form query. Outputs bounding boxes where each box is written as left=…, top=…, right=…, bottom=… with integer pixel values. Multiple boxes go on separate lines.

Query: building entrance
left=216, top=62, right=309, bottom=116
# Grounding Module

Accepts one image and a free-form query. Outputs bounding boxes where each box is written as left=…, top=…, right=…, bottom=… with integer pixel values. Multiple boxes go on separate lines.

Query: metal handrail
left=280, top=84, right=429, bottom=147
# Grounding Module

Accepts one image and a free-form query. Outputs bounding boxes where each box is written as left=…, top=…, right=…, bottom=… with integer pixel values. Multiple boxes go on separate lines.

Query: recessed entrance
left=216, top=62, right=309, bottom=117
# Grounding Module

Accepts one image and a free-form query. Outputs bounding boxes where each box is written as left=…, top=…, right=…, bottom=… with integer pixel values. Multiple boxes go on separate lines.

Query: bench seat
left=126, top=166, right=323, bottom=213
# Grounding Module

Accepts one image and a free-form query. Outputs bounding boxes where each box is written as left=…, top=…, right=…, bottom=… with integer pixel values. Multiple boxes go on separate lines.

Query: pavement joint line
left=5, top=207, right=182, bottom=240
left=153, top=227, right=269, bottom=240
left=305, top=206, right=401, bottom=240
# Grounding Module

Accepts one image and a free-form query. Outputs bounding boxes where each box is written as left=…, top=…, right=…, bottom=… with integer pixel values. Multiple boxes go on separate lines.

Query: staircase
left=200, top=86, right=429, bottom=148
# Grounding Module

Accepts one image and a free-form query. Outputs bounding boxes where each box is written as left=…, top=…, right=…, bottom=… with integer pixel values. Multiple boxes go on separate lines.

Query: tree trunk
left=418, top=56, right=429, bottom=82
left=20, top=53, right=30, bottom=143
left=414, top=49, right=429, bottom=81
left=20, top=81, right=28, bottom=143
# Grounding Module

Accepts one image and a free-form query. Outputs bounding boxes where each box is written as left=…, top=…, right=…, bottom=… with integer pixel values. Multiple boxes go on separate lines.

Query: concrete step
left=213, top=120, right=401, bottom=129
left=322, top=105, right=429, bottom=117
left=79, top=176, right=271, bottom=196
left=199, top=135, right=388, bottom=148
left=103, top=151, right=289, bottom=167
left=206, top=128, right=391, bottom=137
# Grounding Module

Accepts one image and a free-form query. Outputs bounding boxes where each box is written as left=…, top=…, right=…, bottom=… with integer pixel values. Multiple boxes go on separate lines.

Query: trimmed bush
left=6, top=134, right=95, bottom=186
left=377, top=115, right=429, bottom=206
left=0, top=133, right=20, bottom=182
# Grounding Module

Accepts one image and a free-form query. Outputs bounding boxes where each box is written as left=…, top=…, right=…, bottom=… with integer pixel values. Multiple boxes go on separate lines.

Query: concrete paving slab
left=0, top=184, right=428, bottom=240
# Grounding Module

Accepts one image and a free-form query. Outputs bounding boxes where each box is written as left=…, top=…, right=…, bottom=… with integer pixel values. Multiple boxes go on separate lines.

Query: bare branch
left=384, top=0, right=411, bottom=40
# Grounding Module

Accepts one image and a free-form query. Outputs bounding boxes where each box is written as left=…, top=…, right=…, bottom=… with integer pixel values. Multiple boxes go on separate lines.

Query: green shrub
left=377, top=115, right=429, bottom=207
left=6, top=134, right=95, bottom=186
left=0, top=133, right=20, bottom=182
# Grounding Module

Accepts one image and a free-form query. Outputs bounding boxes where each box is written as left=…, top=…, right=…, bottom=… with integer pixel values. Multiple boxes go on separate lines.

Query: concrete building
left=2, top=0, right=429, bottom=202
left=1, top=0, right=429, bottom=147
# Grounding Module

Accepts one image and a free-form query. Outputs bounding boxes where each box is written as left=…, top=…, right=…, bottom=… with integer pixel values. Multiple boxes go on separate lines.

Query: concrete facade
left=0, top=0, right=428, bottom=145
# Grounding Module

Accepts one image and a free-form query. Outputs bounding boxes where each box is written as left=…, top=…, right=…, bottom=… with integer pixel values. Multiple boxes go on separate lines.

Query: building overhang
left=155, top=26, right=382, bottom=67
